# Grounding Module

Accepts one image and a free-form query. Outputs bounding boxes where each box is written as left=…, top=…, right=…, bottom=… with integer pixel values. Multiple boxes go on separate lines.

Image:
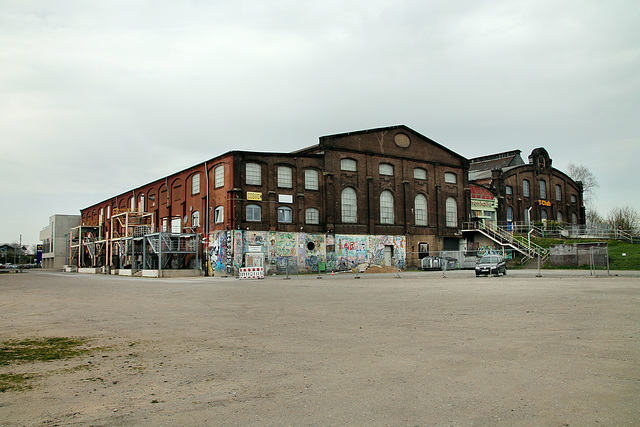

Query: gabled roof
left=469, top=150, right=524, bottom=172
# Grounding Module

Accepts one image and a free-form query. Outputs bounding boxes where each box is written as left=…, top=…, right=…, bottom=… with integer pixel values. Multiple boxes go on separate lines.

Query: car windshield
left=480, top=256, right=499, bottom=264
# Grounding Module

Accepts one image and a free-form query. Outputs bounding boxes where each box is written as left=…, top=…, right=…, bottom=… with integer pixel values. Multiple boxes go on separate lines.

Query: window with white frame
left=246, top=163, right=261, bottom=186
left=130, top=197, right=135, bottom=211
left=305, top=169, right=319, bottom=190
left=445, top=197, right=457, bottom=227
left=523, top=180, right=530, bottom=197
left=192, top=174, right=200, bottom=195
left=341, top=158, right=356, bottom=172
left=138, top=195, right=144, bottom=212
left=246, top=204, right=261, bottom=222
left=341, top=187, right=357, bottom=223
left=278, top=166, right=293, bottom=188
left=214, top=165, right=224, bottom=188
left=414, top=168, right=427, bottom=180
left=444, top=172, right=457, bottom=184
left=556, top=184, right=562, bottom=201
left=539, top=180, right=547, bottom=199
left=379, top=163, right=393, bottom=176
left=214, top=206, right=224, bottom=223
left=305, top=208, right=319, bottom=224
left=278, top=206, right=293, bottom=223
left=107, top=205, right=110, bottom=219
left=192, top=211, right=200, bottom=227
left=415, top=194, right=427, bottom=226
left=380, top=191, right=394, bottom=224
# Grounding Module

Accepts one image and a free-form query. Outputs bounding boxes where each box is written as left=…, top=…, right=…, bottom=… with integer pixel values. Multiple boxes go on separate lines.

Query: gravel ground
left=0, top=269, right=638, bottom=426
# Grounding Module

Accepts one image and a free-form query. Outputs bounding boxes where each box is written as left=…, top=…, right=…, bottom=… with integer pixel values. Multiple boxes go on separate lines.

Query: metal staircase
left=465, top=222, right=550, bottom=265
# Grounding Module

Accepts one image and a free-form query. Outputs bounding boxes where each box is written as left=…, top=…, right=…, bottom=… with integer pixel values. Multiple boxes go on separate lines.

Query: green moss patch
left=0, top=337, right=93, bottom=366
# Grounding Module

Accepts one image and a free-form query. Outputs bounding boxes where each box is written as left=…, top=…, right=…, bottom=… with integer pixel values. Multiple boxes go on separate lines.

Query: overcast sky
left=1, top=0, right=638, bottom=245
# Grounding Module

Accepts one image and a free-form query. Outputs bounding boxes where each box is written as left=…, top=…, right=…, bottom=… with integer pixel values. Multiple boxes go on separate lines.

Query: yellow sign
left=247, top=192, right=262, bottom=201
left=538, top=199, right=551, bottom=207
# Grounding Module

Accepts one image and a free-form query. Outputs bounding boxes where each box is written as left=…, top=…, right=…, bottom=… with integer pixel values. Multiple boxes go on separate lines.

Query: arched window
left=379, top=163, right=394, bottom=176
left=138, top=194, right=145, bottom=212
left=214, top=206, right=224, bottom=223
left=380, top=191, right=394, bottom=224
left=278, top=166, right=293, bottom=188
left=246, top=204, right=261, bottom=222
left=305, top=169, right=319, bottom=190
left=445, top=197, right=457, bottom=227
left=192, top=174, right=201, bottom=195
left=246, top=163, right=261, bottom=186
left=539, top=180, right=547, bottom=199
left=555, top=184, right=562, bottom=201
left=341, top=158, right=356, bottom=172
left=278, top=206, right=292, bottom=223
left=415, top=194, right=427, bottom=226
left=444, top=172, right=457, bottom=184
left=192, top=211, right=200, bottom=227
left=523, top=180, right=530, bottom=197
left=414, top=168, right=427, bottom=180
left=214, top=165, right=224, bottom=188
left=341, top=188, right=357, bottom=223
left=541, top=209, right=548, bottom=220
left=305, top=208, right=319, bottom=224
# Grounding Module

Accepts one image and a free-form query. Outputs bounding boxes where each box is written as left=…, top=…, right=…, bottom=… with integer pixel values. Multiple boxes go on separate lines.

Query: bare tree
left=586, top=208, right=604, bottom=228
left=606, top=206, right=640, bottom=231
left=566, top=163, right=599, bottom=207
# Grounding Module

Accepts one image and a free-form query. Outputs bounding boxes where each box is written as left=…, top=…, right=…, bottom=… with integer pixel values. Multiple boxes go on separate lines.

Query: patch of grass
left=527, top=238, right=640, bottom=270
left=0, top=373, right=34, bottom=392
left=0, top=337, right=93, bottom=366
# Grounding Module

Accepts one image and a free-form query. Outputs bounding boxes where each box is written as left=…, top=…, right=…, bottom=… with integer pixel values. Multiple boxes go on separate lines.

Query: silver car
left=475, top=255, right=507, bottom=277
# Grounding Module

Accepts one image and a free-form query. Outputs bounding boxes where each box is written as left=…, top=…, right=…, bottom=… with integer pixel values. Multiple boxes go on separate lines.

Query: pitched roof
left=469, top=150, right=524, bottom=172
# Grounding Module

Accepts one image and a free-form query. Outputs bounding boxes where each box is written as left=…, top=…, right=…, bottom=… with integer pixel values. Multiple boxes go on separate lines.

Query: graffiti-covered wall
left=207, top=231, right=405, bottom=275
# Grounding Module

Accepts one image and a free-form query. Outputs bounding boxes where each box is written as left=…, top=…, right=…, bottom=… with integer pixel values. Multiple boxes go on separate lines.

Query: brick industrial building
left=74, top=125, right=583, bottom=275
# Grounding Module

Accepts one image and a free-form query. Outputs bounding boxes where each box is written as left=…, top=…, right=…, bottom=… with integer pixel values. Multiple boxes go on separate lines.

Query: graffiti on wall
left=208, top=231, right=228, bottom=274
left=368, top=235, right=406, bottom=269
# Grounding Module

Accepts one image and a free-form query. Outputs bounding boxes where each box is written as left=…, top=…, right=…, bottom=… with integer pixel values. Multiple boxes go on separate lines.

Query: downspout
left=204, top=161, right=210, bottom=276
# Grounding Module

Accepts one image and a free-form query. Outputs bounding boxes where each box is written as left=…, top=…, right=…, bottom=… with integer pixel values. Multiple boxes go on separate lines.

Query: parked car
left=475, top=255, right=507, bottom=277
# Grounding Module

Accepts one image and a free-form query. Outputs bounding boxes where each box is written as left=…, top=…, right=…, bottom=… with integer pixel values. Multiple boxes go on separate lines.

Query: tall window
left=130, top=197, right=135, bottom=211
left=380, top=191, right=394, bottom=224
left=214, top=165, right=224, bottom=188
left=278, top=166, right=293, bottom=188
left=505, top=185, right=513, bottom=195
left=138, top=195, right=144, bottom=212
left=557, top=211, right=563, bottom=222
left=192, top=174, right=200, bottom=195
left=444, top=172, right=457, bottom=184
left=445, top=197, right=457, bottom=227
left=341, top=158, right=356, bottom=171
left=278, top=206, right=292, bottom=223
left=246, top=204, right=261, bottom=222
left=107, top=205, right=110, bottom=219
left=192, top=211, right=200, bottom=227
left=341, top=187, right=357, bottom=223
left=214, top=206, right=224, bottom=223
left=571, top=195, right=577, bottom=203
left=246, top=163, right=261, bottom=186
left=523, top=180, right=530, bottom=197
left=556, top=184, right=562, bottom=201
left=539, top=180, right=547, bottom=199
left=415, top=194, right=427, bottom=226
left=379, top=163, right=393, bottom=176
left=414, top=168, right=427, bottom=180
left=541, top=209, right=548, bottom=220
left=507, top=206, right=513, bottom=222
left=305, top=208, right=319, bottom=224
left=305, top=169, right=319, bottom=190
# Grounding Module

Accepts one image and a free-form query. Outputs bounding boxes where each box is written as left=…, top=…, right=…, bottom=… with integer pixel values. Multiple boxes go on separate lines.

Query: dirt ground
left=0, top=269, right=638, bottom=426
